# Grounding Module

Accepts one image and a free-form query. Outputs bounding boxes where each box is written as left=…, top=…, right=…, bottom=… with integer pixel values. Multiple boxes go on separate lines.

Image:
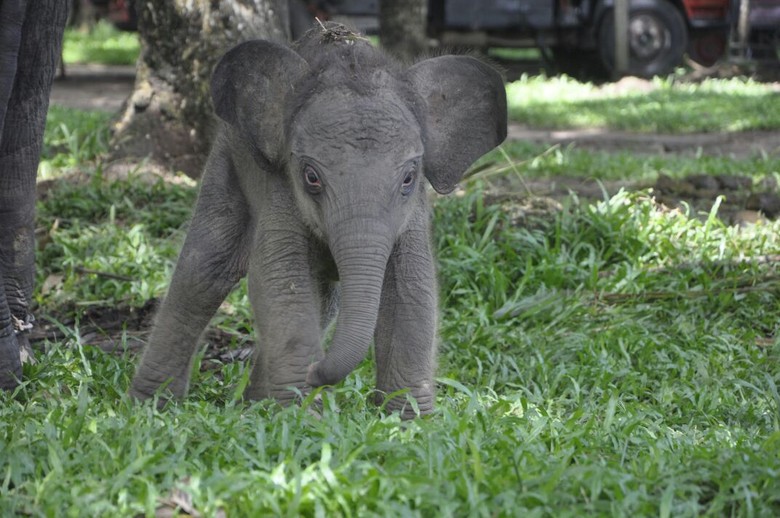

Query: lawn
left=1, top=32, right=779, bottom=516
left=507, top=74, right=780, bottom=133
left=62, top=21, right=140, bottom=66
left=477, top=139, right=780, bottom=184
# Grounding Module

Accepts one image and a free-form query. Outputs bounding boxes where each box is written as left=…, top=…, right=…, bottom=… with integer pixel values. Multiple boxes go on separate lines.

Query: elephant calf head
left=131, top=23, right=506, bottom=417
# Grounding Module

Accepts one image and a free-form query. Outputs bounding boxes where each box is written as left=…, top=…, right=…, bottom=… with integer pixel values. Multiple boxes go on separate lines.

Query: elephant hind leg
left=130, top=149, right=253, bottom=401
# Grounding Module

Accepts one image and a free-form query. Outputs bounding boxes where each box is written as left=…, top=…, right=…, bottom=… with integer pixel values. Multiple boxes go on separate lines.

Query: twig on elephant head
left=315, top=18, right=370, bottom=44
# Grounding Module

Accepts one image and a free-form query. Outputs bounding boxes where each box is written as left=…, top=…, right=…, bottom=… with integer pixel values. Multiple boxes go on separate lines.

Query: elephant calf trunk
left=307, top=234, right=391, bottom=387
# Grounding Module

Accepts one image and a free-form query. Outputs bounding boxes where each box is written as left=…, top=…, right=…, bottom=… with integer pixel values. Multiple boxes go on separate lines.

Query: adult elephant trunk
left=306, top=219, right=393, bottom=387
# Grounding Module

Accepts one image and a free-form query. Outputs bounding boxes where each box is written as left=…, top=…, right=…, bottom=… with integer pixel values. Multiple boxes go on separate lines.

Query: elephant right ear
left=406, top=55, right=507, bottom=194
left=211, top=40, right=309, bottom=166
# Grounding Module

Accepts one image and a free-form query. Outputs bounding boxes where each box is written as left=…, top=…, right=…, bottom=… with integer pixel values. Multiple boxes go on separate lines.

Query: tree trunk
left=379, top=0, right=428, bottom=63
left=68, top=0, right=100, bottom=29
left=110, top=0, right=290, bottom=177
left=736, top=0, right=751, bottom=60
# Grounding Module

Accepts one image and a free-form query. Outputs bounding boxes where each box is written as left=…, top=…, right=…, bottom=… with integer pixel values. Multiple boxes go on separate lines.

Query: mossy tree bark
left=110, top=0, right=290, bottom=176
left=378, top=0, right=428, bottom=63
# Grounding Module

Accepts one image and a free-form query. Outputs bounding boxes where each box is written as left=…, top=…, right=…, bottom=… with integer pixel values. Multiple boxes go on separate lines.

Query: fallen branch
left=594, top=282, right=779, bottom=304
left=598, top=255, right=780, bottom=279
left=74, top=266, right=133, bottom=282
left=496, top=277, right=779, bottom=319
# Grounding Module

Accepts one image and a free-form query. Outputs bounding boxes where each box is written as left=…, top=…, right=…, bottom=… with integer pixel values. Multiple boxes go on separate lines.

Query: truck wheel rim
left=629, top=14, right=669, bottom=60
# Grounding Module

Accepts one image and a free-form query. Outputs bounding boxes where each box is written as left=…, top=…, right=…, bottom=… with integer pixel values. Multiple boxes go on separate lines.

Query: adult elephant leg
left=0, top=0, right=67, bottom=389
left=0, top=270, right=22, bottom=389
left=373, top=216, right=438, bottom=419
left=0, top=207, right=35, bottom=389
left=0, top=0, right=25, bottom=127
left=130, top=145, right=252, bottom=401
left=244, top=203, right=325, bottom=405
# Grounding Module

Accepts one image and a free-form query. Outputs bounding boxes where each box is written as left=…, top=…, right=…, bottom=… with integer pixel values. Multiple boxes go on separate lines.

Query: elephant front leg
left=374, top=227, right=438, bottom=419
left=244, top=230, right=325, bottom=406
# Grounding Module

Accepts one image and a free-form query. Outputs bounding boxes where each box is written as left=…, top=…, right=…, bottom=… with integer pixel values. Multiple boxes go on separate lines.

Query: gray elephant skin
left=130, top=24, right=507, bottom=418
left=0, top=1, right=67, bottom=390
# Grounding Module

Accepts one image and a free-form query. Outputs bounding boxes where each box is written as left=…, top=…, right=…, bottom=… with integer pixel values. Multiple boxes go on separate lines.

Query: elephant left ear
left=406, top=55, right=507, bottom=194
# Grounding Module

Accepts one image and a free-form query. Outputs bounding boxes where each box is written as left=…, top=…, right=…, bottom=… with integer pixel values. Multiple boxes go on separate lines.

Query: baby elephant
left=130, top=24, right=507, bottom=417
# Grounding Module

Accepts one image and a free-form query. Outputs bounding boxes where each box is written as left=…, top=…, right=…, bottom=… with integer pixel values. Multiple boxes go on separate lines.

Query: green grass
left=62, top=20, right=140, bottom=66
left=35, top=173, right=195, bottom=308
left=507, top=75, right=780, bottom=133
left=3, top=104, right=780, bottom=514
left=488, top=47, right=542, bottom=61
left=39, top=106, right=112, bottom=178
left=472, top=140, right=780, bottom=185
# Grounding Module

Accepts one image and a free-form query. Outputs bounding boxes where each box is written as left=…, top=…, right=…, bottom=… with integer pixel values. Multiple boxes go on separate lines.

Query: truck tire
left=598, top=0, right=688, bottom=78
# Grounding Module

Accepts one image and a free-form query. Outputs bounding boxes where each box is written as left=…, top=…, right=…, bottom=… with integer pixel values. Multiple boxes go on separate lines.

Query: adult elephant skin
left=130, top=23, right=507, bottom=418
left=0, top=1, right=68, bottom=390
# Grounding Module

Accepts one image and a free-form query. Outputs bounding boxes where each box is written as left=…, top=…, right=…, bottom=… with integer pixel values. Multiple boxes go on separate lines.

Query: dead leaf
left=149, top=477, right=226, bottom=518
left=40, top=274, right=64, bottom=296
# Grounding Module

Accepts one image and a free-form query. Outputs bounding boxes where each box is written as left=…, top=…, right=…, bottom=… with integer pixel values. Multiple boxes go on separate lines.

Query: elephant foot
left=244, top=379, right=325, bottom=416
left=129, top=363, right=189, bottom=405
left=375, top=386, right=434, bottom=420
left=128, top=382, right=158, bottom=404
left=128, top=383, right=181, bottom=410
left=244, top=380, right=310, bottom=404
left=0, top=330, right=22, bottom=391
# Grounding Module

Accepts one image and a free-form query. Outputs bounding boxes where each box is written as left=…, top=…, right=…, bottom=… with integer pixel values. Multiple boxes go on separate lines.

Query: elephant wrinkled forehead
left=290, top=87, right=422, bottom=162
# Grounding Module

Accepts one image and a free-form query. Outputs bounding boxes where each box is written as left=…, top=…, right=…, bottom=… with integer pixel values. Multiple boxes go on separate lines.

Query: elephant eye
left=303, top=165, right=322, bottom=194
left=401, top=168, right=416, bottom=196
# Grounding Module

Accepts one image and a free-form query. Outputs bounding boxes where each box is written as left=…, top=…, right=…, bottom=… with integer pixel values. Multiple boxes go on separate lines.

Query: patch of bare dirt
left=51, top=64, right=135, bottom=112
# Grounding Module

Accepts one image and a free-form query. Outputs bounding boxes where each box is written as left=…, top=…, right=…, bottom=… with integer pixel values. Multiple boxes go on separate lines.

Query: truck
left=99, top=0, right=779, bottom=78
left=319, top=0, right=778, bottom=77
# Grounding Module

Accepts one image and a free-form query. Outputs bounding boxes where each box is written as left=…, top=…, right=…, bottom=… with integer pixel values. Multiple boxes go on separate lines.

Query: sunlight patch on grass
left=507, top=75, right=780, bottom=133
left=62, top=21, right=140, bottom=66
